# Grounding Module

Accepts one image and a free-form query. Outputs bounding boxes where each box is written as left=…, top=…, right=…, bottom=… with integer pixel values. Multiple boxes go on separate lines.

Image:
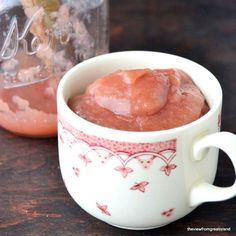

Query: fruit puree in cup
left=68, top=68, right=209, bottom=131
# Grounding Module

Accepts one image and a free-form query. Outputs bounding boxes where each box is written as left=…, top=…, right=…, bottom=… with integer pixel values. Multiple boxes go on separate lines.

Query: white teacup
left=57, top=51, right=236, bottom=230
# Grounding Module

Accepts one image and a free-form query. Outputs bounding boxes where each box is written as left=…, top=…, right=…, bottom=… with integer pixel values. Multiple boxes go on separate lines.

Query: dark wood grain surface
left=1, top=1, right=236, bottom=235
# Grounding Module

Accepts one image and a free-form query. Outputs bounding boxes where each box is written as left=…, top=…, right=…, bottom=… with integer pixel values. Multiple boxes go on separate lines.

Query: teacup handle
left=190, top=132, right=236, bottom=207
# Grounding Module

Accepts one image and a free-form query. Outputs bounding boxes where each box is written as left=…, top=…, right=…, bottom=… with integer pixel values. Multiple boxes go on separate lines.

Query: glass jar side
left=0, top=0, right=109, bottom=137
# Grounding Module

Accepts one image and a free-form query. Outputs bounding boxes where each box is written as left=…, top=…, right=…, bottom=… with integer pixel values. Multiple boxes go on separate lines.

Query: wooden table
left=1, top=1, right=236, bottom=235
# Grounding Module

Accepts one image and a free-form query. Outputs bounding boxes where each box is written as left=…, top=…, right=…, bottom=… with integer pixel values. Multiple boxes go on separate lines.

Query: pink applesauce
left=68, top=69, right=209, bottom=131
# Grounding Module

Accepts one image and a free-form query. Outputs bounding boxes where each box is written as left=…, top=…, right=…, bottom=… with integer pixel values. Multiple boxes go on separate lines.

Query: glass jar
left=0, top=0, right=109, bottom=137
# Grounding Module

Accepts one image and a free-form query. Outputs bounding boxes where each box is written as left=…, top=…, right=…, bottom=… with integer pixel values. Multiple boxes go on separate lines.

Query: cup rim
left=57, top=50, right=222, bottom=141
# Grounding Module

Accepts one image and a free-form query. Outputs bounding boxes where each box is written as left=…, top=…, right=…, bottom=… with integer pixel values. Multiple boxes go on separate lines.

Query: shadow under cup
left=57, top=51, right=224, bottom=229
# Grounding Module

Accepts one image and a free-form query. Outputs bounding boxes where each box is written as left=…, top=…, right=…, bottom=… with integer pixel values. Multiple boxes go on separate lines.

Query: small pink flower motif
left=72, top=167, right=80, bottom=177
left=79, top=154, right=92, bottom=165
left=160, top=163, right=177, bottom=176
left=161, top=208, right=174, bottom=217
left=130, top=181, right=149, bottom=193
left=96, top=202, right=111, bottom=216
left=101, top=153, right=113, bottom=164
left=114, top=166, right=133, bottom=178
left=138, top=158, right=153, bottom=169
left=59, top=134, right=64, bottom=144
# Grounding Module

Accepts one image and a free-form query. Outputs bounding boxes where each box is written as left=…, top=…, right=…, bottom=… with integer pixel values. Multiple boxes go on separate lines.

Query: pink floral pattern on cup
left=130, top=181, right=149, bottom=192
left=59, top=116, right=177, bottom=178
left=96, top=203, right=111, bottom=216
left=161, top=208, right=175, bottom=217
left=59, top=115, right=178, bottom=220
left=95, top=202, right=175, bottom=219
left=72, top=167, right=80, bottom=177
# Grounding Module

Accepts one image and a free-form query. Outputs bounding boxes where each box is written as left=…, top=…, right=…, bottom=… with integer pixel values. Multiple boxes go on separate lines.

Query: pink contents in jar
left=0, top=0, right=108, bottom=137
